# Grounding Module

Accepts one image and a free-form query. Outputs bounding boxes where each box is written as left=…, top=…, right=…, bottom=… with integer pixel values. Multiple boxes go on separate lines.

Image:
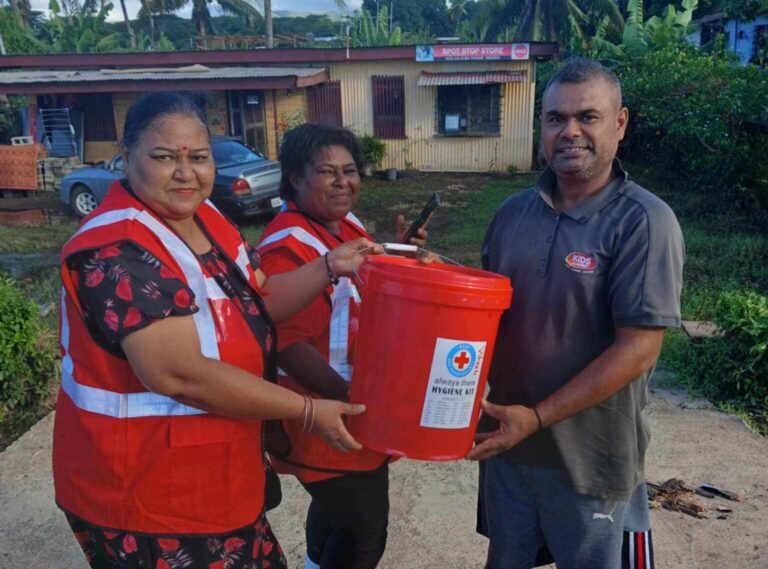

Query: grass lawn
left=3, top=168, right=766, bottom=340
left=1, top=169, right=766, bottom=444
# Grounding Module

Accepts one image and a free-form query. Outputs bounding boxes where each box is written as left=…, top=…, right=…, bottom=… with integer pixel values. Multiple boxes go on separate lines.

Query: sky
left=29, top=0, right=365, bottom=23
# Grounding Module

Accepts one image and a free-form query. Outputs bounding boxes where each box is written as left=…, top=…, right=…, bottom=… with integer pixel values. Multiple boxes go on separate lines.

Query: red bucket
left=349, top=256, right=513, bottom=460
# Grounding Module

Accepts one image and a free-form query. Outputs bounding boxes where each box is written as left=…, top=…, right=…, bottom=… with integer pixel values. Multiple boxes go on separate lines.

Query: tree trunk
left=8, top=0, right=28, bottom=27
left=141, top=0, right=155, bottom=46
left=265, top=0, right=273, bottom=48
left=120, top=0, right=137, bottom=49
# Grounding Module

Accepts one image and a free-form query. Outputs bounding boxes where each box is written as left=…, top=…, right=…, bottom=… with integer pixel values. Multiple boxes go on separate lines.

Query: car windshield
left=212, top=141, right=266, bottom=168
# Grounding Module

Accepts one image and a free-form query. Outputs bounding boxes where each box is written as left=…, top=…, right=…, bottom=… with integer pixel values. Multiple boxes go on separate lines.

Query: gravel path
left=1, top=384, right=766, bottom=569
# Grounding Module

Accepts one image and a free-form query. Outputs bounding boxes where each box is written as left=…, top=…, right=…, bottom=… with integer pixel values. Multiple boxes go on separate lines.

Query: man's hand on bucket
left=465, top=400, right=540, bottom=461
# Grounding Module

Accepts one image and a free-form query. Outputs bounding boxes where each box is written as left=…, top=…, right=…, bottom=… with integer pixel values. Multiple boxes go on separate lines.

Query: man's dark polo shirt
left=481, top=162, right=684, bottom=501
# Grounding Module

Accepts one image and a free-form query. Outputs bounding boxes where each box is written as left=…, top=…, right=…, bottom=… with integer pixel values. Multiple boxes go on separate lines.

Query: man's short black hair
left=544, top=57, right=623, bottom=107
left=278, top=123, right=365, bottom=202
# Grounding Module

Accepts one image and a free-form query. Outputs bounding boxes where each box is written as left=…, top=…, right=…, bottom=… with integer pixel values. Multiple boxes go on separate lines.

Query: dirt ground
left=0, top=377, right=766, bottom=569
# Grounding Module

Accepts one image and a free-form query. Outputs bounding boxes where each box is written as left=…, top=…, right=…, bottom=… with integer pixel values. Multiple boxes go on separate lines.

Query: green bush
left=0, top=276, right=58, bottom=440
left=616, top=46, right=768, bottom=207
left=668, top=290, right=768, bottom=417
left=359, top=134, right=387, bottom=170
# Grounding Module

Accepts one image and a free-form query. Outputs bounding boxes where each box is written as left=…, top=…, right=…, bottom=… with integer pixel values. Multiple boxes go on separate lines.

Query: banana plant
left=590, top=0, right=698, bottom=58
left=352, top=6, right=403, bottom=47
left=48, top=0, right=122, bottom=53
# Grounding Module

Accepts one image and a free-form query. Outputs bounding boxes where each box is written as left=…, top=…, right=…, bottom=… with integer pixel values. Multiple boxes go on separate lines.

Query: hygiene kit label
left=420, top=338, right=487, bottom=429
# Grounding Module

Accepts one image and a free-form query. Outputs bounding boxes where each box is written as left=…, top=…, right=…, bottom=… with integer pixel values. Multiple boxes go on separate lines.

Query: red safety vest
left=53, top=181, right=269, bottom=534
left=258, top=206, right=390, bottom=476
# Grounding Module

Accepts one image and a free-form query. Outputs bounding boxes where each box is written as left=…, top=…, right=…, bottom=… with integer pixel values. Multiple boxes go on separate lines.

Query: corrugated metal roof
left=417, top=71, right=527, bottom=87
left=0, top=65, right=326, bottom=85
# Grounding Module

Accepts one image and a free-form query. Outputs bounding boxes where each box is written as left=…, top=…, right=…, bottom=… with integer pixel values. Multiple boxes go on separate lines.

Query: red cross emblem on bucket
left=447, top=343, right=476, bottom=377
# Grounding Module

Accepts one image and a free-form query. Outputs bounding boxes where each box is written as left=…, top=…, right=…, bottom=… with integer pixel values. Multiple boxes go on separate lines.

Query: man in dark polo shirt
left=467, top=58, right=685, bottom=569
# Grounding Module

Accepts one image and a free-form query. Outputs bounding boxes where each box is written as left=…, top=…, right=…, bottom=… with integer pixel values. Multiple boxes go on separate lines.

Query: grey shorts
left=477, top=457, right=653, bottom=569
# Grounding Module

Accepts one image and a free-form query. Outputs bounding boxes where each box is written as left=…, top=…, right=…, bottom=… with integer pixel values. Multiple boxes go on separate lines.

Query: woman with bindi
left=53, top=92, right=382, bottom=569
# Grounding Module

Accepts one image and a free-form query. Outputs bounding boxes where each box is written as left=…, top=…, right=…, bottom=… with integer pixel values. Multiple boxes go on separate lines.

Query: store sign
left=416, top=43, right=530, bottom=62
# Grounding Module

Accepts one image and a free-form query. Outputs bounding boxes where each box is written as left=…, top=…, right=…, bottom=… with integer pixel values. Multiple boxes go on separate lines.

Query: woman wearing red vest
left=257, top=124, right=428, bottom=569
left=53, top=93, right=383, bottom=569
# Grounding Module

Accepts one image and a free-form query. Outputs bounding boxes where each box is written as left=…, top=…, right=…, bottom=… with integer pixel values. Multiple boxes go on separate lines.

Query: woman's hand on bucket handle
left=327, top=238, right=383, bottom=277
left=465, top=400, right=540, bottom=461
left=395, top=214, right=429, bottom=247
left=311, top=399, right=366, bottom=452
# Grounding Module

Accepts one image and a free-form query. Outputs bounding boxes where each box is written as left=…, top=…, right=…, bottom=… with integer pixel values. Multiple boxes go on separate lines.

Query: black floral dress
left=65, top=241, right=286, bottom=569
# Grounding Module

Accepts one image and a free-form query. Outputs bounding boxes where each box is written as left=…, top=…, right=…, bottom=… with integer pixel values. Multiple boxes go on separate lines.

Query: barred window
left=436, top=85, right=500, bottom=136
left=309, top=81, right=343, bottom=126
left=372, top=76, right=405, bottom=139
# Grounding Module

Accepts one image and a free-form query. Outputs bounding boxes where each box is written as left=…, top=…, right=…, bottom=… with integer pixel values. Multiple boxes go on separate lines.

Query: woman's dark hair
left=121, top=92, right=209, bottom=153
left=278, top=123, right=365, bottom=201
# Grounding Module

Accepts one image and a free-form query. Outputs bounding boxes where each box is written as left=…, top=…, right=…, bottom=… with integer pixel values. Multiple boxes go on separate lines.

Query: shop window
left=436, top=85, right=500, bottom=136
left=372, top=76, right=405, bottom=139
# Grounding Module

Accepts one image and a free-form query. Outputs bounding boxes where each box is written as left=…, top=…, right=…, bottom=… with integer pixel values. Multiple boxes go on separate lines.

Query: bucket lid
left=358, top=255, right=512, bottom=310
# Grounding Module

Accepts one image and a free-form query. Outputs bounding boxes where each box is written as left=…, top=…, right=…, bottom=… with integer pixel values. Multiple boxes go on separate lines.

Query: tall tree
left=361, top=0, right=451, bottom=36
left=118, top=0, right=136, bottom=48
left=264, top=0, right=271, bottom=47
left=7, top=0, right=32, bottom=27
left=191, top=0, right=212, bottom=37
left=470, top=0, right=625, bottom=44
left=448, top=0, right=468, bottom=35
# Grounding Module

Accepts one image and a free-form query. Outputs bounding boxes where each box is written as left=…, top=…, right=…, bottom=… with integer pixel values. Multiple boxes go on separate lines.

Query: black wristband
left=532, top=406, right=543, bottom=431
left=324, top=252, right=340, bottom=285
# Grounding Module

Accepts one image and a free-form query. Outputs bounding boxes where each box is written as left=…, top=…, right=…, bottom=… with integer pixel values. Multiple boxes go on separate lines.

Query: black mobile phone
left=401, top=192, right=440, bottom=244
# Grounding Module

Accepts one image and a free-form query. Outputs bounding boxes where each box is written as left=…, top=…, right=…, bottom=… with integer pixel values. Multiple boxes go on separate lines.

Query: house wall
left=723, top=16, right=768, bottom=64
left=690, top=16, right=768, bottom=64
left=205, top=91, right=229, bottom=137
left=328, top=59, right=536, bottom=172
left=264, top=88, right=309, bottom=160
left=113, top=92, right=140, bottom=142
left=84, top=141, right=118, bottom=163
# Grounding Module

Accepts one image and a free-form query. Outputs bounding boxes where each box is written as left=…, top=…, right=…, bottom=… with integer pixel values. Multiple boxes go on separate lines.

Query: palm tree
left=7, top=0, right=31, bottom=27
left=191, top=0, right=213, bottom=37
left=448, top=0, right=468, bottom=36
left=472, top=0, right=624, bottom=44
left=118, top=0, right=137, bottom=48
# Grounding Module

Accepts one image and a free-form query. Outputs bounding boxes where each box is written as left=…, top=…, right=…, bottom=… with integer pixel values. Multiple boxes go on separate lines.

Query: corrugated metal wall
left=329, top=59, right=536, bottom=172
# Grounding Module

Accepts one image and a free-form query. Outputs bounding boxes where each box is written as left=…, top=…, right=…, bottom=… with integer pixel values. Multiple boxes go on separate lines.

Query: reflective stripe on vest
left=60, top=204, right=233, bottom=418
left=259, top=223, right=361, bottom=382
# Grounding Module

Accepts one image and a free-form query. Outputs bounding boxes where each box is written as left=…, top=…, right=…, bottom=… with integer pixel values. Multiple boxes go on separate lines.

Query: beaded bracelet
left=324, top=252, right=340, bottom=285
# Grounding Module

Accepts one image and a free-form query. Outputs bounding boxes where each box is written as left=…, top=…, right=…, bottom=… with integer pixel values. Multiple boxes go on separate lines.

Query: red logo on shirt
left=565, top=252, right=597, bottom=272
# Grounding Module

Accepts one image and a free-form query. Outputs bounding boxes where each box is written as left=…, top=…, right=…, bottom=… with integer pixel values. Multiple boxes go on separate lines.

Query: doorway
left=228, top=91, right=267, bottom=156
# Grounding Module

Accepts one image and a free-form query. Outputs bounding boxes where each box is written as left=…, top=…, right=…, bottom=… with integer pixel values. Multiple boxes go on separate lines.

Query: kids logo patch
left=446, top=343, right=476, bottom=378
left=564, top=252, right=597, bottom=273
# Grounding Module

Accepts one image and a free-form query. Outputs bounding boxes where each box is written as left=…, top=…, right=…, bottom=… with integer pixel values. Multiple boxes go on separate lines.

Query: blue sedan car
left=60, top=137, right=283, bottom=218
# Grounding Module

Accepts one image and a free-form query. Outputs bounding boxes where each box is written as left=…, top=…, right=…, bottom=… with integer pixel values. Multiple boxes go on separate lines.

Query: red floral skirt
left=65, top=510, right=287, bottom=569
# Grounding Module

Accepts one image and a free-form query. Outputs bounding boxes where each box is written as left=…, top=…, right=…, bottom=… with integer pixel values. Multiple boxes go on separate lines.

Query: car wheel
left=70, top=185, right=98, bottom=217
